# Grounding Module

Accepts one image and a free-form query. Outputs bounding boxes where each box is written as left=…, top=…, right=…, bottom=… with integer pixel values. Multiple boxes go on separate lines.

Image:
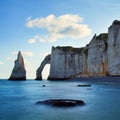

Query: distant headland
left=9, top=20, right=120, bottom=80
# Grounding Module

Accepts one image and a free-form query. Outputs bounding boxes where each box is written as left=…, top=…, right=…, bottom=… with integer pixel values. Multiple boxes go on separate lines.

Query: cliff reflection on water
left=0, top=78, right=120, bottom=120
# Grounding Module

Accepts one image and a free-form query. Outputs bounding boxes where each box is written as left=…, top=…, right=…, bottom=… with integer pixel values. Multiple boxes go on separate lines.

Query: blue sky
left=0, top=0, right=120, bottom=79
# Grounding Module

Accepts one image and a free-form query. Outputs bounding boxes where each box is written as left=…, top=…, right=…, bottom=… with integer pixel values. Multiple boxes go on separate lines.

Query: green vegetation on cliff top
left=113, top=20, right=120, bottom=25
left=56, top=46, right=84, bottom=54
left=96, top=33, right=108, bottom=40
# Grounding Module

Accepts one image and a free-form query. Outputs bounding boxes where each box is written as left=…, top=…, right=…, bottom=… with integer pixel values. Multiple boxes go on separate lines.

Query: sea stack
left=8, top=51, right=26, bottom=80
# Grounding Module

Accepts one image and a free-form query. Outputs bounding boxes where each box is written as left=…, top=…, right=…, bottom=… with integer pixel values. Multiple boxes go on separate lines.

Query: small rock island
left=36, top=99, right=85, bottom=107
left=8, top=51, right=26, bottom=80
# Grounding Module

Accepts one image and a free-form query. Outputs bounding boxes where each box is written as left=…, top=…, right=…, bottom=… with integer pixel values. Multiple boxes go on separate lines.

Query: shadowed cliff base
left=8, top=77, right=26, bottom=81
left=47, top=77, right=72, bottom=80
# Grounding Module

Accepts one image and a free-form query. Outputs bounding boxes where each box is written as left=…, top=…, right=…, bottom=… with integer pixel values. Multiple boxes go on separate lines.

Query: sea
left=0, top=78, right=120, bottom=120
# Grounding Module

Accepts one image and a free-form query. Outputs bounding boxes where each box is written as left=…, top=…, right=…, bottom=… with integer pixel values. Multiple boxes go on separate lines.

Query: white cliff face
left=79, top=47, right=89, bottom=77
left=47, top=33, right=108, bottom=80
left=9, top=51, right=26, bottom=80
left=107, top=20, right=120, bottom=76
left=36, top=20, right=120, bottom=80
left=48, top=47, right=83, bottom=80
left=86, top=34, right=108, bottom=77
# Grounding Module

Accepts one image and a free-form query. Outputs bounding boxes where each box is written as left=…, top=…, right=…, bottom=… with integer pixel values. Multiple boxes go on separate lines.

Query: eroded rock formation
left=35, top=54, right=51, bottom=80
left=8, top=51, right=26, bottom=80
left=36, top=20, right=120, bottom=80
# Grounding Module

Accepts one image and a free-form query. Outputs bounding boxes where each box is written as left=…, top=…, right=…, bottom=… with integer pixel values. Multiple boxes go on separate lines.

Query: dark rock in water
left=36, top=99, right=85, bottom=107
left=42, top=85, right=46, bottom=87
left=87, top=88, right=92, bottom=90
left=77, top=84, right=91, bottom=87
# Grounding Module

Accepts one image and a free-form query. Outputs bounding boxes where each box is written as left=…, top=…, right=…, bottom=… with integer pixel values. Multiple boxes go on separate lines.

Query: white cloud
left=34, top=34, right=46, bottom=43
left=40, top=52, right=50, bottom=58
left=12, top=51, right=33, bottom=57
left=12, top=51, right=18, bottom=55
left=24, top=59, right=31, bottom=66
left=28, top=34, right=46, bottom=44
left=39, top=38, right=46, bottom=43
left=7, top=57, right=14, bottom=62
left=0, top=61, right=4, bottom=65
left=23, top=52, right=33, bottom=57
left=26, top=14, right=92, bottom=42
left=28, top=38, right=36, bottom=44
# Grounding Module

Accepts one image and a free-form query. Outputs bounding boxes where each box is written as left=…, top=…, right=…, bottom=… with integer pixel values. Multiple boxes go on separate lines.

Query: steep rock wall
left=107, top=20, right=120, bottom=76
left=48, top=47, right=82, bottom=80
left=36, top=20, right=120, bottom=80
left=86, top=33, right=108, bottom=77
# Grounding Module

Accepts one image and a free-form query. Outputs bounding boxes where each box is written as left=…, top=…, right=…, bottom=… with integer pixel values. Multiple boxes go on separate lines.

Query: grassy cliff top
left=113, top=20, right=120, bottom=25
left=96, top=33, right=108, bottom=40
left=55, top=46, right=84, bottom=54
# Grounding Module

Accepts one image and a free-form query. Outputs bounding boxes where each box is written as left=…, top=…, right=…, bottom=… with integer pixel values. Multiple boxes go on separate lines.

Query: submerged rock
left=77, top=84, right=91, bottom=87
left=36, top=99, right=85, bottom=107
left=8, top=51, right=26, bottom=80
left=42, top=85, right=46, bottom=87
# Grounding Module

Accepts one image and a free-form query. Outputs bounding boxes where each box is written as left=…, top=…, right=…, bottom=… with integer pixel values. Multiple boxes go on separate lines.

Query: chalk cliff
left=84, top=33, right=108, bottom=77
left=107, top=20, right=120, bottom=76
left=36, top=20, right=120, bottom=80
left=8, top=51, right=26, bottom=80
left=48, top=46, right=83, bottom=80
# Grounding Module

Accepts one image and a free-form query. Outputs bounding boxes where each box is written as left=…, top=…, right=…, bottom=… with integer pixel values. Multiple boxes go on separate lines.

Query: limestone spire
left=8, top=51, right=26, bottom=80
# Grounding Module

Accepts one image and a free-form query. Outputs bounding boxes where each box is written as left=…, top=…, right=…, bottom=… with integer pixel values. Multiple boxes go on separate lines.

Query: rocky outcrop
left=77, top=84, right=91, bottom=87
left=36, top=20, right=120, bottom=80
left=35, top=54, right=51, bottom=80
left=36, top=99, right=85, bottom=107
left=8, top=51, right=26, bottom=80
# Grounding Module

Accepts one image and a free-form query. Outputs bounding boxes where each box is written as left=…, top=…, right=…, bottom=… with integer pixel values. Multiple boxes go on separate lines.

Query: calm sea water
left=0, top=78, right=120, bottom=120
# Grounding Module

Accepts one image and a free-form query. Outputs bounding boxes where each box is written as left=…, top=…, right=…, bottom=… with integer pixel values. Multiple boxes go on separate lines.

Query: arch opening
left=42, top=64, right=50, bottom=80
left=35, top=54, right=51, bottom=80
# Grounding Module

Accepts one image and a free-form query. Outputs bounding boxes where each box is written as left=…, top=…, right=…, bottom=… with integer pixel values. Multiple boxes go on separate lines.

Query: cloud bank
left=26, top=14, right=92, bottom=42
left=0, top=61, right=4, bottom=65
left=28, top=34, right=46, bottom=44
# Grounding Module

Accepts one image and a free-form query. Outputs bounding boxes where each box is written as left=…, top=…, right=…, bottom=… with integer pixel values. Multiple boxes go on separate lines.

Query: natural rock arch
left=35, top=54, right=51, bottom=80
